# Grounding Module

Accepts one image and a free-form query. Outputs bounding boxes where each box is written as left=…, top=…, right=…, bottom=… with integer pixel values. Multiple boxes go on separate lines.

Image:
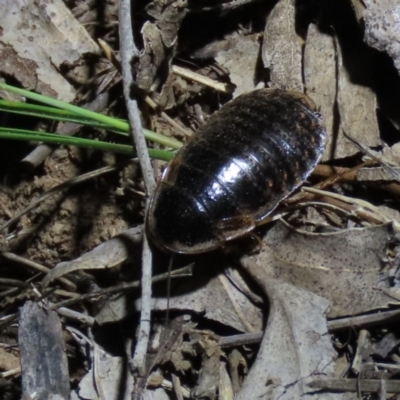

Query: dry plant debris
left=1, top=0, right=400, bottom=399
left=242, top=222, right=396, bottom=318
left=363, top=0, right=400, bottom=75
left=262, top=0, right=303, bottom=92
left=0, top=0, right=100, bottom=101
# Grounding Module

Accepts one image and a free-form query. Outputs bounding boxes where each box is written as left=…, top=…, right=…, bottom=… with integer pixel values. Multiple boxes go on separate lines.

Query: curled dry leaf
left=241, top=221, right=396, bottom=318
left=191, top=331, right=221, bottom=399
left=136, top=0, right=187, bottom=92
left=262, top=0, right=303, bottom=92
left=0, top=347, right=20, bottom=371
left=215, top=33, right=261, bottom=97
left=0, top=0, right=99, bottom=101
left=41, top=226, right=142, bottom=288
left=77, top=346, right=134, bottom=400
left=235, top=280, right=345, bottom=400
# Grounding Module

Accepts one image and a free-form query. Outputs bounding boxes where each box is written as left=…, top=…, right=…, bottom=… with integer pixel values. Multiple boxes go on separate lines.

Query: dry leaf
left=215, top=33, right=260, bottom=97
left=41, top=226, right=142, bottom=287
left=97, top=270, right=263, bottom=333
left=241, top=222, right=396, bottom=318
left=305, top=19, right=380, bottom=160
left=0, top=347, right=20, bottom=371
left=137, top=0, right=187, bottom=92
left=363, top=0, right=400, bottom=76
left=336, top=37, right=381, bottom=158
left=0, top=0, right=99, bottom=101
left=77, top=346, right=134, bottom=400
left=304, top=24, right=337, bottom=161
left=236, top=280, right=347, bottom=400
left=262, top=0, right=303, bottom=91
left=191, top=331, right=221, bottom=399
left=219, top=361, right=234, bottom=400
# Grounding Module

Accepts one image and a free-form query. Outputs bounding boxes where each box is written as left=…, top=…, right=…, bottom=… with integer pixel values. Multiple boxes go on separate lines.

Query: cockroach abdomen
left=147, top=89, right=326, bottom=254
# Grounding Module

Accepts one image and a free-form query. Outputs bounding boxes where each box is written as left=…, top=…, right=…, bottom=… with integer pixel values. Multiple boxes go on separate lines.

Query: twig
left=219, top=274, right=256, bottom=332
left=56, top=307, right=95, bottom=326
left=189, top=0, right=261, bottom=13
left=301, top=186, right=399, bottom=228
left=1, top=251, right=76, bottom=291
left=219, top=308, right=400, bottom=347
left=49, top=265, right=193, bottom=311
left=20, top=92, right=110, bottom=172
left=171, top=374, right=184, bottom=400
left=313, top=164, right=400, bottom=197
left=144, top=95, right=193, bottom=138
left=343, top=130, right=400, bottom=183
left=172, top=65, right=233, bottom=93
left=119, top=0, right=156, bottom=377
left=307, top=378, right=400, bottom=393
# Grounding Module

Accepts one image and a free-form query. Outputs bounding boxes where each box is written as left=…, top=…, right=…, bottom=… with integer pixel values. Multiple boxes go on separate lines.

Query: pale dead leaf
left=216, top=33, right=260, bottom=97
left=305, top=21, right=380, bottom=160
left=219, top=361, right=234, bottom=400
left=350, top=0, right=366, bottom=22
left=0, top=0, right=99, bottom=101
left=262, top=0, right=303, bottom=91
left=77, top=349, right=169, bottom=400
left=0, top=347, right=20, bottom=371
left=42, top=226, right=142, bottom=288
left=242, top=222, right=396, bottom=318
left=191, top=331, right=220, bottom=399
left=96, top=270, right=262, bottom=333
left=78, top=347, right=134, bottom=400
left=382, top=142, right=400, bottom=165
left=137, top=22, right=166, bottom=91
left=363, top=0, right=400, bottom=76
left=336, top=38, right=381, bottom=159
left=236, top=280, right=347, bottom=400
left=304, top=24, right=337, bottom=162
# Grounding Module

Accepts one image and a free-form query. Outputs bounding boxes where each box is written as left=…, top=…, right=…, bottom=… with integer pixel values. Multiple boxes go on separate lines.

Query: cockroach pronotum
left=147, top=89, right=326, bottom=254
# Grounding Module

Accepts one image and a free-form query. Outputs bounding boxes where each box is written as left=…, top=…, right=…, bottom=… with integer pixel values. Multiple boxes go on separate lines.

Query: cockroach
left=147, top=89, right=326, bottom=254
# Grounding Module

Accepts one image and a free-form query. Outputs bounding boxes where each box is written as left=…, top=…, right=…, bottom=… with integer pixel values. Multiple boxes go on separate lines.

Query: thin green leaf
left=0, top=83, right=183, bottom=150
left=0, top=127, right=176, bottom=161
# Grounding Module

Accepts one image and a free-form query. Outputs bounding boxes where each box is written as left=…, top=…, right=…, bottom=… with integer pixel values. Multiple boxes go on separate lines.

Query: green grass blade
left=0, top=127, right=175, bottom=161
left=0, top=83, right=183, bottom=150
left=0, top=100, right=130, bottom=136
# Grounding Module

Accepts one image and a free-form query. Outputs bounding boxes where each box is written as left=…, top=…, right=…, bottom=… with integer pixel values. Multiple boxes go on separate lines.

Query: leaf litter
left=2, top=0, right=400, bottom=399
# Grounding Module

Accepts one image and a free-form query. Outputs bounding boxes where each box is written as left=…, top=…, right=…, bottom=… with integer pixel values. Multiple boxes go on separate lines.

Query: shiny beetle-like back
left=147, top=89, right=326, bottom=254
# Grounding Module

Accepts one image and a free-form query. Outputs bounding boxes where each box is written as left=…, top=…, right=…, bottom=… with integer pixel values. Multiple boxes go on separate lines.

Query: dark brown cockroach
left=147, top=89, right=326, bottom=254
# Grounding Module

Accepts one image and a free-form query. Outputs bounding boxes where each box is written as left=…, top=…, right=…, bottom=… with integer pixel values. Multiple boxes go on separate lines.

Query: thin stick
left=119, top=0, right=156, bottom=377
left=343, top=131, right=400, bottom=183
left=20, top=92, right=110, bottom=171
left=172, top=65, right=232, bottom=93
left=49, top=265, right=193, bottom=311
left=1, top=251, right=76, bottom=291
